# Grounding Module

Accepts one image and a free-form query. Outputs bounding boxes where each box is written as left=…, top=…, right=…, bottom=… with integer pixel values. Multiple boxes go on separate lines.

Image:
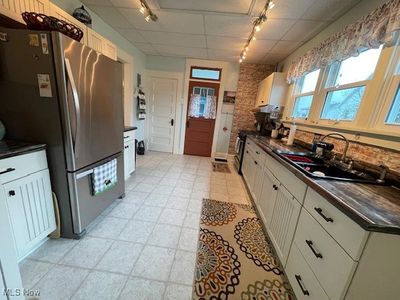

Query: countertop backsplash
left=293, top=130, right=400, bottom=185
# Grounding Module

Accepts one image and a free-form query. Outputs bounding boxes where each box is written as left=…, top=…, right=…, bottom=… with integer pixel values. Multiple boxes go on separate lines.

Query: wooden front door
left=184, top=81, right=220, bottom=157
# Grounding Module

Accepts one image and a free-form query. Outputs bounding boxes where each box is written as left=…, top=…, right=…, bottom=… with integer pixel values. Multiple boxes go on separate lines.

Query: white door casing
left=148, top=76, right=178, bottom=153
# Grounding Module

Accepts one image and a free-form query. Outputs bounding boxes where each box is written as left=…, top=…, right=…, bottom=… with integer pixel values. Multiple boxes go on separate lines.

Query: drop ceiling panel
left=250, top=39, right=277, bottom=53
left=158, top=0, right=254, bottom=15
left=269, top=40, right=301, bottom=54
left=134, top=42, right=159, bottom=53
left=153, top=44, right=208, bottom=59
left=110, top=0, right=141, bottom=9
left=141, top=31, right=207, bottom=48
left=254, top=0, right=315, bottom=19
left=282, top=20, right=327, bottom=41
left=81, top=0, right=112, bottom=6
left=255, top=18, right=296, bottom=40
left=205, top=36, right=246, bottom=51
left=205, top=15, right=253, bottom=38
left=207, top=48, right=239, bottom=61
left=89, top=5, right=132, bottom=28
left=302, top=0, right=361, bottom=21
left=118, top=8, right=205, bottom=34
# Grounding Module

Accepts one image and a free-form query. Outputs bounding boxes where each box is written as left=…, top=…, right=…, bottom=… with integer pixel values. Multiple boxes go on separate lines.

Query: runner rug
left=193, top=198, right=295, bottom=300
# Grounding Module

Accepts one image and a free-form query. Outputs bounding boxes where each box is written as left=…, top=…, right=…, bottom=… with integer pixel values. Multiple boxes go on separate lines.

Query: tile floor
left=20, top=151, right=250, bottom=300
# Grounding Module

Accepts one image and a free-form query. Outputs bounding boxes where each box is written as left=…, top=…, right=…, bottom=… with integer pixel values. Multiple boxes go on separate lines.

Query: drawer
left=265, top=154, right=307, bottom=203
left=295, top=209, right=357, bottom=300
left=286, top=243, right=329, bottom=300
left=304, top=188, right=368, bottom=260
left=123, top=130, right=135, bottom=142
left=0, top=150, right=48, bottom=184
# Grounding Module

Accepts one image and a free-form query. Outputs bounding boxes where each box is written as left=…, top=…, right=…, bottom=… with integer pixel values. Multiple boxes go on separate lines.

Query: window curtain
left=286, top=0, right=400, bottom=84
left=203, top=95, right=217, bottom=119
left=188, top=94, right=201, bottom=118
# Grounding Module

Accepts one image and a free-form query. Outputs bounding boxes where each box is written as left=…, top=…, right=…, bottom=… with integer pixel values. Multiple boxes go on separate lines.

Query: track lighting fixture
left=139, top=0, right=158, bottom=22
left=239, top=0, right=274, bottom=63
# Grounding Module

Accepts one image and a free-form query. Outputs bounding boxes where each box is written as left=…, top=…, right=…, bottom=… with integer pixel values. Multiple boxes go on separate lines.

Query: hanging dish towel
left=234, top=137, right=241, bottom=154
left=91, top=159, right=118, bottom=196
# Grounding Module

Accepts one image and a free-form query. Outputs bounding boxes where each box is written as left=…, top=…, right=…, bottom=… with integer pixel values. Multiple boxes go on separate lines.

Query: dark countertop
left=124, top=126, right=138, bottom=132
left=0, top=140, right=46, bottom=160
left=247, top=135, right=400, bottom=235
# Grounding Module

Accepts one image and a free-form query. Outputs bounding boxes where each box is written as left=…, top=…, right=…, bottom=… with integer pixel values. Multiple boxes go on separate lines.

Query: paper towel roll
left=287, top=124, right=297, bottom=146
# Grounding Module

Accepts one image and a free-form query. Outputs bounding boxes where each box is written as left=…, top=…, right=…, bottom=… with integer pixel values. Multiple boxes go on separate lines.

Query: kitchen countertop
left=0, top=140, right=46, bottom=160
left=247, top=135, right=400, bottom=235
left=124, top=126, right=138, bottom=132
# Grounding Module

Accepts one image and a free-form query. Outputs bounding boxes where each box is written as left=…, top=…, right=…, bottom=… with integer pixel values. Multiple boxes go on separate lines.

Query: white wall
left=279, top=0, right=388, bottom=72
left=52, top=0, right=147, bottom=141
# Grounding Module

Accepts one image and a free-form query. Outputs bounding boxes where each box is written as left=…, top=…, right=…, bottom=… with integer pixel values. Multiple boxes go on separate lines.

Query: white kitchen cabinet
left=4, top=169, right=56, bottom=260
left=0, top=0, right=49, bottom=24
left=257, top=167, right=279, bottom=227
left=123, top=130, right=136, bottom=180
left=1, top=150, right=56, bottom=261
left=268, top=183, right=301, bottom=265
left=103, top=39, right=117, bottom=60
left=49, top=3, right=88, bottom=45
left=255, top=72, right=287, bottom=108
left=0, top=186, right=23, bottom=300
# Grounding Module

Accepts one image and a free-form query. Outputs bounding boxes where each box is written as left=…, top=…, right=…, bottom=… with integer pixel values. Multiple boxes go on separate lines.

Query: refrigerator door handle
left=64, top=58, right=81, bottom=155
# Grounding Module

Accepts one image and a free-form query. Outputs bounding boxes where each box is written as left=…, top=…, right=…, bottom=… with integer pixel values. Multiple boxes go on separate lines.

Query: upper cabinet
left=0, top=0, right=49, bottom=23
left=255, top=72, right=288, bottom=108
left=0, top=0, right=117, bottom=60
left=49, top=2, right=88, bottom=45
left=87, top=27, right=117, bottom=60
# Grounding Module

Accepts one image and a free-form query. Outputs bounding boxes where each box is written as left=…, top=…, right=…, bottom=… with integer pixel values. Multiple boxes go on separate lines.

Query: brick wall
left=228, top=63, right=275, bottom=154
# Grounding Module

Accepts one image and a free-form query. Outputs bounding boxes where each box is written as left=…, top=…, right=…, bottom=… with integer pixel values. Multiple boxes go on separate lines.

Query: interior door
left=184, top=81, right=220, bottom=157
left=148, top=77, right=178, bottom=152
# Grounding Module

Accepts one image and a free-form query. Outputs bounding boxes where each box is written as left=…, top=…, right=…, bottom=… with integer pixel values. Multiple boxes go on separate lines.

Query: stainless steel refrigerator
left=0, top=27, right=125, bottom=238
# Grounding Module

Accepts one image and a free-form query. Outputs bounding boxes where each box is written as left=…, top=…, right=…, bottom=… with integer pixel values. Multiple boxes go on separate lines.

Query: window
left=321, top=46, right=382, bottom=121
left=190, top=67, right=221, bottom=81
left=291, top=69, right=320, bottom=118
left=386, top=85, right=400, bottom=125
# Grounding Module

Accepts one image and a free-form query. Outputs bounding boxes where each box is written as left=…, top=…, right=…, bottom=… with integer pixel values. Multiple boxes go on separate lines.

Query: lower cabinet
left=286, top=243, right=329, bottom=300
left=267, top=183, right=301, bottom=265
left=123, top=130, right=136, bottom=180
left=4, top=169, right=56, bottom=260
left=257, top=167, right=279, bottom=227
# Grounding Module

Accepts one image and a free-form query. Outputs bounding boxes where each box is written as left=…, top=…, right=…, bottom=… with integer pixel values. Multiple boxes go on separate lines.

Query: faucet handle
left=377, top=164, right=389, bottom=183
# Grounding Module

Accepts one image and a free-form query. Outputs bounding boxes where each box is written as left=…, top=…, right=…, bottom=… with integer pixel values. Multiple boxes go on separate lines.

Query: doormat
left=193, top=198, right=295, bottom=300
left=212, top=162, right=231, bottom=173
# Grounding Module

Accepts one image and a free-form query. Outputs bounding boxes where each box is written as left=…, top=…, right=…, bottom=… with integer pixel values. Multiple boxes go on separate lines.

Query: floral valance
left=286, top=0, right=400, bottom=83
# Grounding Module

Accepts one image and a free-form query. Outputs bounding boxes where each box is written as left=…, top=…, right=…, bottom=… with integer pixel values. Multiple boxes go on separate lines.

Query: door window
left=189, top=87, right=217, bottom=119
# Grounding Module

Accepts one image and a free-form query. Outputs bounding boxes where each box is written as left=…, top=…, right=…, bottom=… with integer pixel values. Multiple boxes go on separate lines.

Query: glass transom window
left=191, top=67, right=221, bottom=81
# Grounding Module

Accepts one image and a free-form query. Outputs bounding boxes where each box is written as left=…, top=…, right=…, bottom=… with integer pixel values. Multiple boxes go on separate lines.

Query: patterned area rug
left=193, top=198, right=295, bottom=300
left=212, top=162, right=231, bottom=173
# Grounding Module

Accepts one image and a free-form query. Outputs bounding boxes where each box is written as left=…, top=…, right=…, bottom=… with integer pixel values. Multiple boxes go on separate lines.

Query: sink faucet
left=320, top=133, right=350, bottom=162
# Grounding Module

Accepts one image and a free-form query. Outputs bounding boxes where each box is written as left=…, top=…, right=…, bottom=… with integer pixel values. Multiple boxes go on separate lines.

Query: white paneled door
left=148, top=77, right=178, bottom=152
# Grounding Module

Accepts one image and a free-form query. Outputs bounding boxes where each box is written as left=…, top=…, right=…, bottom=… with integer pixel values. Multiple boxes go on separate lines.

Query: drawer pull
left=254, top=161, right=258, bottom=165
left=246, top=150, right=249, bottom=153
left=9, top=190, right=16, bottom=196
left=273, top=184, right=278, bottom=190
left=0, top=168, right=16, bottom=175
left=306, top=240, right=323, bottom=259
left=124, top=145, right=129, bottom=149
left=314, top=207, right=333, bottom=223
left=123, top=136, right=129, bottom=139
left=256, top=151, right=260, bottom=154
left=295, top=275, right=310, bottom=296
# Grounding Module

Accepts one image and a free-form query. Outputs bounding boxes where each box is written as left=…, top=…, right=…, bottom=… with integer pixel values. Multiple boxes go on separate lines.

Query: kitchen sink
left=273, top=150, right=381, bottom=184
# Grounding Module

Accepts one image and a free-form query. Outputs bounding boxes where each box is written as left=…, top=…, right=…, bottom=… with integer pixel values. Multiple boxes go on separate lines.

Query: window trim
left=190, top=66, right=222, bottom=81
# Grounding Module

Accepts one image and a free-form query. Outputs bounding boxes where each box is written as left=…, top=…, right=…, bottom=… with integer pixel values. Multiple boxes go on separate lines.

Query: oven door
left=234, top=139, right=245, bottom=173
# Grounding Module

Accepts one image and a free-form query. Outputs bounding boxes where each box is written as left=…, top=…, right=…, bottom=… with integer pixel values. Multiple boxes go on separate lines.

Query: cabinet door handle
left=306, top=240, right=323, bottom=259
left=0, top=168, right=15, bottom=175
left=254, top=161, right=258, bottom=165
left=9, top=190, right=16, bottom=196
left=314, top=207, right=333, bottom=223
left=246, top=150, right=249, bottom=154
left=272, top=184, right=278, bottom=190
left=295, top=275, right=310, bottom=296
left=256, top=151, right=260, bottom=154
left=124, top=145, right=129, bottom=149
left=123, top=136, right=129, bottom=139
